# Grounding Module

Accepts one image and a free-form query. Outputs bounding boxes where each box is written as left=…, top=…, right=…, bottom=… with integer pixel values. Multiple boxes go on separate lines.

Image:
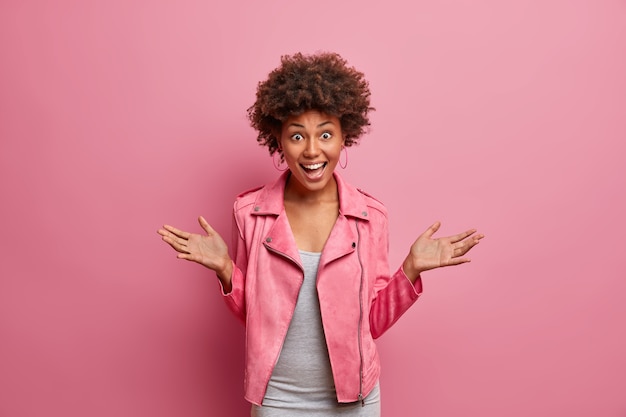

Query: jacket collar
left=252, top=170, right=370, bottom=221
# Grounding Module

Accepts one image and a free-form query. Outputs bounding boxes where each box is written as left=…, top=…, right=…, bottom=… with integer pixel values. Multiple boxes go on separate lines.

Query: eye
left=320, top=132, right=332, bottom=140
left=291, top=133, right=304, bottom=141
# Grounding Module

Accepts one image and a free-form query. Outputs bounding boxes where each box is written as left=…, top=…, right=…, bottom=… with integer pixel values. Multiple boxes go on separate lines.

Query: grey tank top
left=251, top=250, right=380, bottom=417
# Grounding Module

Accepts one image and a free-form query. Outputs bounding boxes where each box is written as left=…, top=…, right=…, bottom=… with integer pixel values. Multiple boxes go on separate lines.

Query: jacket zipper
left=262, top=242, right=304, bottom=382
left=263, top=243, right=303, bottom=272
left=265, top=233, right=365, bottom=405
left=355, top=219, right=365, bottom=406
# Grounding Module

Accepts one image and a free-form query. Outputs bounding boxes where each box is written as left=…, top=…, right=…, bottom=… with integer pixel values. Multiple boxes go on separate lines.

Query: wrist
left=216, top=258, right=233, bottom=281
left=402, top=257, right=423, bottom=282
left=215, top=259, right=233, bottom=293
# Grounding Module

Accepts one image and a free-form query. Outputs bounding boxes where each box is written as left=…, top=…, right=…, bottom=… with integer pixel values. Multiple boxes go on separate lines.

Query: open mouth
left=300, top=162, right=327, bottom=179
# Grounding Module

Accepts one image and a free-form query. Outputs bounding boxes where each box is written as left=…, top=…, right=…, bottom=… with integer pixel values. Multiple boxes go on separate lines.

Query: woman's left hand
left=402, top=222, right=484, bottom=281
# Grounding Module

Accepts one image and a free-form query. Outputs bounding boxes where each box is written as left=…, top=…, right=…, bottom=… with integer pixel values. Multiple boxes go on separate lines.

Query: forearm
left=370, top=266, right=422, bottom=338
left=215, top=259, right=234, bottom=294
left=401, top=256, right=424, bottom=284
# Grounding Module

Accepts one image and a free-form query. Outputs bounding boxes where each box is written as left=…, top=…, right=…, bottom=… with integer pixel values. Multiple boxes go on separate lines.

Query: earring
left=339, top=146, right=348, bottom=169
left=273, top=152, right=288, bottom=171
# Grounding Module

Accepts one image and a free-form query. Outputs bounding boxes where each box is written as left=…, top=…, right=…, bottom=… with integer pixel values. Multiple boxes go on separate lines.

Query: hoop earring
left=273, top=152, right=288, bottom=171
left=339, top=146, right=348, bottom=169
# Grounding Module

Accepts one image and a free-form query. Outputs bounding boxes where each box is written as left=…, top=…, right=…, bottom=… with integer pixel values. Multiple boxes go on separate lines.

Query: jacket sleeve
left=368, top=213, right=423, bottom=339
left=218, top=207, right=247, bottom=325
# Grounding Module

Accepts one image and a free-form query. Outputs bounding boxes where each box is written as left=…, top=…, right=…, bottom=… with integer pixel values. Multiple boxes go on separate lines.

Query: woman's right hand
left=157, top=216, right=233, bottom=288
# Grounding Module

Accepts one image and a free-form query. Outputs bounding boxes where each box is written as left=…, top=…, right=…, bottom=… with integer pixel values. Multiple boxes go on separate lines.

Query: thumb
left=422, top=221, right=441, bottom=239
left=198, top=216, right=216, bottom=235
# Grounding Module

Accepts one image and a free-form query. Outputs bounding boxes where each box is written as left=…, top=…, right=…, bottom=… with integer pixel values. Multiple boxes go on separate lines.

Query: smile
left=299, top=162, right=328, bottom=180
left=301, top=162, right=326, bottom=170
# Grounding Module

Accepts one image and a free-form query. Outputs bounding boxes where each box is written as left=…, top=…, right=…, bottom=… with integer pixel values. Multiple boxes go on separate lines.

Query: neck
left=283, top=172, right=339, bottom=204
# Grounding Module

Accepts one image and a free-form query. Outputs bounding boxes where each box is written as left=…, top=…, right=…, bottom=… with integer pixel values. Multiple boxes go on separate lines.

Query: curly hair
left=247, top=52, right=374, bottom=157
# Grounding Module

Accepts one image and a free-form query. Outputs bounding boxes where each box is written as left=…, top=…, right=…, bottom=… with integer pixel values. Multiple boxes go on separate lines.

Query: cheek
left=328, top=144, right=343, bottom=160
left=282, top=149, right=301, bottom=167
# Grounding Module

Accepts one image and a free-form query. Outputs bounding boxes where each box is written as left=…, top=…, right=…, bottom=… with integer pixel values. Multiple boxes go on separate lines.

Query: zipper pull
left=358, top=393, right=364, bottom=407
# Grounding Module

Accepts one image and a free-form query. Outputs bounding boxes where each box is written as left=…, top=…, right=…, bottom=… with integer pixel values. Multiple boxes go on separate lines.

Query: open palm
left=403, top=222, right=484, bottom=280
left=157, top=216, right=232, bottom=278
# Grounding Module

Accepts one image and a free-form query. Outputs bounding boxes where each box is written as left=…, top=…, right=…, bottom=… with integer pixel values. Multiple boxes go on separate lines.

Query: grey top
left=251, top=250, right=380, bottom=417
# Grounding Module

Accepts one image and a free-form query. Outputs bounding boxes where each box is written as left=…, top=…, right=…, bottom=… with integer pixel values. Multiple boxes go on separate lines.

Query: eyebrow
left=288, top=120, right=335, bottom=128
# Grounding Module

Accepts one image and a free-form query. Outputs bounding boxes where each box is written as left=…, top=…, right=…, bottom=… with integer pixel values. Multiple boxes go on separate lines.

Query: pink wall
left=1, top=1, right=625, bottom=416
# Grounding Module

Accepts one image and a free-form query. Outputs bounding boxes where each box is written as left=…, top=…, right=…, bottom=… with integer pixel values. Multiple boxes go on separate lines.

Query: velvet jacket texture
left=221, top=171, right=423, bottom=405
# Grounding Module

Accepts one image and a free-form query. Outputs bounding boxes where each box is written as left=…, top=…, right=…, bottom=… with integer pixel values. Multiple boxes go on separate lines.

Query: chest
left=284, top=201, right=339, bottom=253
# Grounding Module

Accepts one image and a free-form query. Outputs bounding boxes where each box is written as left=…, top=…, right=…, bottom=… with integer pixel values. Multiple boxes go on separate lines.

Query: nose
left=304, top=137, right=320, bottom=157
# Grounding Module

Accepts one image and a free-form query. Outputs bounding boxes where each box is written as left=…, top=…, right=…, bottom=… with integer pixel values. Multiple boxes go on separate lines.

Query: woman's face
left=279, top=110, right=345, bottom=197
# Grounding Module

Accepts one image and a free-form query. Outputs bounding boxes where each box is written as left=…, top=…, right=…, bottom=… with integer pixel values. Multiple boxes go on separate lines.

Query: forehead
left=283, top=110, right=340, bottom=128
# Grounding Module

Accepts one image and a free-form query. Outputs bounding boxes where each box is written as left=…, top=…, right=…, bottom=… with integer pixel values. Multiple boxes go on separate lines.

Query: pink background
left=1, top=1, right=625, bottom=416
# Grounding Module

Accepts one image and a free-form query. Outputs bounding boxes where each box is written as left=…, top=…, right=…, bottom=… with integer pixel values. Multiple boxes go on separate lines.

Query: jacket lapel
left=250, top=171, right=372, bottom=269
left=320, top=174, right=372, bottom=265
left=319, top=214, right=357, bottom=265
left=263, top=211, right=302, bottom=269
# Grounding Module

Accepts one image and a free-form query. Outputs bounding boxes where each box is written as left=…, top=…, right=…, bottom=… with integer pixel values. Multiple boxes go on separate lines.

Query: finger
left=157, top=228, right=180, bottom=241
left=445, top=257, right=471, bottom=266
left=454, top=235, right=483, bottom=257
left=449, top=228, right=478, bottom=244
left=162, top=224, right=191, bottom=239
left=198, top=216, right=216, bottom=235
left=177, top=252, right=203, bottom=264
left=421, top=221, right=441, bottom=239
left=161, top=235, right=190, bottom=254
left=159, top=229, right=189, bottom=247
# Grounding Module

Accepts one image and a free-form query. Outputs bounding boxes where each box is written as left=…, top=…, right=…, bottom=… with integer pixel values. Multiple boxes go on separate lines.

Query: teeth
left=303, top=162, right=325, bottom=170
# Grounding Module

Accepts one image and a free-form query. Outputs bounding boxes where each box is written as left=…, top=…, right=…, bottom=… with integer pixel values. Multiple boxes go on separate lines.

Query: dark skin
left=157, top=110, right=484, bottom=290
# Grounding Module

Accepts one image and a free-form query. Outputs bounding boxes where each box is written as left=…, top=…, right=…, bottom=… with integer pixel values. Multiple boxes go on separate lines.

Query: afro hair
left=247, top=52, right=374, bottom=157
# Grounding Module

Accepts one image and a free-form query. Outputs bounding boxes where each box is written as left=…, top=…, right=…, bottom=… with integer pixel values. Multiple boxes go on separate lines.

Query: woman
left=158, top=52, right=483, bottom=416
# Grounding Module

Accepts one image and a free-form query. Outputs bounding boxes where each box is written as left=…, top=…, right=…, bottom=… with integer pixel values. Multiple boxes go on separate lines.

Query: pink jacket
left=221, top=171, right=423, bottom=405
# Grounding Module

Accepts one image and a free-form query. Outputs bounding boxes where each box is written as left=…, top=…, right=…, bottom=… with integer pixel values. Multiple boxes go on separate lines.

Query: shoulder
left=231, top=185, right=264, bottom=236
left=357, top=187, right=388, bottom=218
left=233, top=172, right=288, bottom=215
left=232, top=174, right=284, bottom=215
left=234, top=186, right=263, bottom=207
left=234, top=185, right=263, bottom=211
left=336, top=173, right=389, bottom=220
